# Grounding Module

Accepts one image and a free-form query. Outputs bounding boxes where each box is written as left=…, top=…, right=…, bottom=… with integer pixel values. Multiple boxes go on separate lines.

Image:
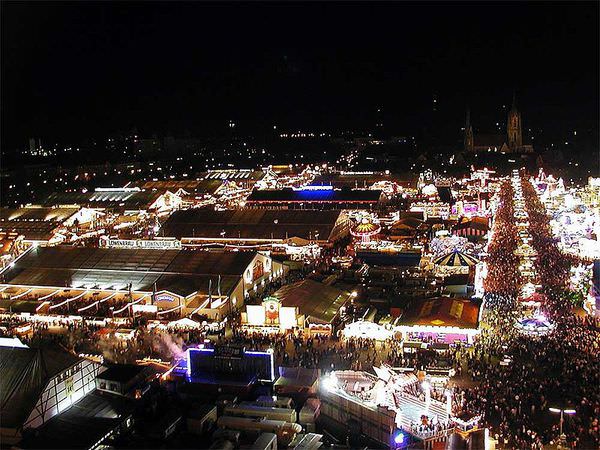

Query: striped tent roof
left=351, top=219, right=381, bottom=237
left=433, top=250, right=479, bottom=267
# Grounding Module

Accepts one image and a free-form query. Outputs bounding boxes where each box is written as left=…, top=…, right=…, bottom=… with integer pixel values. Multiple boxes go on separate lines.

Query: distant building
left=160, top=208, right=350, bottom=247
left=245, top=186, right=383, bottom=210
left=43, top=187, right=184, bottom=215
left=133, top=137, right=161, bottom=154
left=464, top=94, right=534, bottom=153
left=0, top=206, right=102, bottom=245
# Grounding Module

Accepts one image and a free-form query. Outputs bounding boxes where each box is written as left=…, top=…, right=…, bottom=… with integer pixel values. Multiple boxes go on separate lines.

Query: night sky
left=2, top=1, right=598, bottom=149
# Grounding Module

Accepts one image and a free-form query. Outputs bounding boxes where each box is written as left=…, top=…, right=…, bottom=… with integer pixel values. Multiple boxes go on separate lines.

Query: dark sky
left=2, top=1, right=598, bottom=149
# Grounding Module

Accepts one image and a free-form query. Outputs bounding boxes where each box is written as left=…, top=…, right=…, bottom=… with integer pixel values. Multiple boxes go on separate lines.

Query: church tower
left=507, top=92, right=522, bottom=151
left=464, top=108, right=474, bottom=152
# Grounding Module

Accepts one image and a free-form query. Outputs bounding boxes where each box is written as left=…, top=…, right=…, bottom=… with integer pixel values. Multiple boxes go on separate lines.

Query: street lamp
left=549, top=407, right=576, bottom=447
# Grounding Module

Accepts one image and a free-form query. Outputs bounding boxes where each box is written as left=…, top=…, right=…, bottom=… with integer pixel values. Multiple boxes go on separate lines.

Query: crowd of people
left=483, top=180, right=522, bottom=300
left=522, top=178, right=574, bottom=291
left=457, top=174, right=600, bottom=449
left=409, top=416, right=454, bottom=439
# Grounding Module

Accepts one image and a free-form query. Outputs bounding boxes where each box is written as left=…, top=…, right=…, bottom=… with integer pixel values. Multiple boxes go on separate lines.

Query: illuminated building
left=396, top=297, right=481, bottom=343
left=43, top=187, right=183, bottom=215
left=409, top=201, right=450, bottom=220
left=0, top=247, right=284, bottom=320
left=0, top=345, right=101, bottom=444
left=168, top=345, right=275, bottom=395
left=319, top=366, right=480, bottom=449
left=242, top=279, right=353, bottom=335
left=0, top=206, right=103, bottom=246
left=451, top=217, right=489, bottom=239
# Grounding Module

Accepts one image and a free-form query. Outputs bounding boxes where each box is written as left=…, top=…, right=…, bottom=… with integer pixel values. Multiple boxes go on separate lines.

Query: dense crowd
left=522, top=179, right=574, bottom=291
left=483, top=180, right=522, bottom=300
left=462, top=174, right=600, bottom=449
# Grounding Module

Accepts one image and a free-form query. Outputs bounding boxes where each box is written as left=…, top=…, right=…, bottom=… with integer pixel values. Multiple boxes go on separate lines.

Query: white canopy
left=167, top=317, right=202, bottom=329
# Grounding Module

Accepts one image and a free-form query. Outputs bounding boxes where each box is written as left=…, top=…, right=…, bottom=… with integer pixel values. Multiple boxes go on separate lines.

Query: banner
left=100, top=238, right=181, bottom=250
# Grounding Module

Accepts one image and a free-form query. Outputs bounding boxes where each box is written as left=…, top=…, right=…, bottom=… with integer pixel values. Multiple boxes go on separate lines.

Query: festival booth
left=243, top=296, right=299, bottom=333
left=395, top=297, right=481, bottom=344
left=167, top=317, right=202, bottom=330
left=241, top=279, right=353, bottom=335
left=342, top=320, right=395, bottom=341
left=168, top=344, right=276, bottom=396
left=451, top=217, right=489, bottom=241
left=389, top=217, right=425, bottom=241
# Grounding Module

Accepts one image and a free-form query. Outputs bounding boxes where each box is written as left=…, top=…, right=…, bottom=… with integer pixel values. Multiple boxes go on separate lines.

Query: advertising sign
left=155, top=293, right=177, bottom=303
left=100, top=238, right=181, bottom=250
left=214, top=345, right=244, bottom=359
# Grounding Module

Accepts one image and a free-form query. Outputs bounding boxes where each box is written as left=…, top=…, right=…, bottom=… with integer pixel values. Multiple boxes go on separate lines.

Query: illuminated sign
left=65, top=377, right=74, bottom=397
left=263, top=296, right=280, bottom=322
left=214, top=345, right=244, bottom=359
left=100, top=238, right=181, bottom=250
left=155, top=293, right=177, bottom=303
left=132, top=304, right=158, bottom=314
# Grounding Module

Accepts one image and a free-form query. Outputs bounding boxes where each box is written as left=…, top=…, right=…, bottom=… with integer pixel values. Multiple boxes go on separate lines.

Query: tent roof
left=246, top=188, right=382, bottom=204
left=43, top=190, right=162, bottom=210
left=274, top=366, right=319, bottom=388
left=433, top=250, right=479, bottom=267
left=0, top=247, right=255, bottom=297
left=167, top=317, right=202, bottom=328
left=97, top=364, right=146, bottom=383
left=454, top=217, right=489, bottom=232
left=160, top=208, right=345, bottom=242
left=0, top=346, right=81, bottom=429
left=399, top=297, right=480, bottom=329
left=273, top=279, right=351, bottom=324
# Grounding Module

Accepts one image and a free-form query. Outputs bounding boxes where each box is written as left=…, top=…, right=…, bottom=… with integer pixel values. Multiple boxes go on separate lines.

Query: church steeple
left=464, top=107, right=474, bottom=152
left=507, top=92, right=522, bottom=151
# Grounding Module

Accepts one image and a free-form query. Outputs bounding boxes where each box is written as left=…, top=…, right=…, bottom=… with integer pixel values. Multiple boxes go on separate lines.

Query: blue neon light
left=292, top=185, right=333, bottom=191
left=186, top=347, right=275, bottom=382
left=394, top=432, right=405, bottom=445
left=294, top=189, right=336, bottom=201
left=186, top=349, right=192, bottom=378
